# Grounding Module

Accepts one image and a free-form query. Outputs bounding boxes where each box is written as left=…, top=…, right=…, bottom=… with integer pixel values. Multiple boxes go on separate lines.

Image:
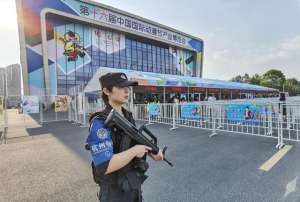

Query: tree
left=284, top=78, right=299, bottom=96
left=231, top=75, right=243, bottom=83
left=262, top=69, right=286, bottom=90
left=231, top=74, right=251, bottom=83
left=242, top=73, right=251, bottom=83
left=249, top=74, right=261, bottom=85
left=229, top=69, right=299, bottom=95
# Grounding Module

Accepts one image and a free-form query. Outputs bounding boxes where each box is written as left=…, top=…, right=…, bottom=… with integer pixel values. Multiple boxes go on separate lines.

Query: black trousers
left=98, top=184, right=143, bottom=202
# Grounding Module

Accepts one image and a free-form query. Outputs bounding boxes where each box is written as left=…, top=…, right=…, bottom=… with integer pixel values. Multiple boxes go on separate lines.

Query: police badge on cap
left=99, top=72, right=138, bottom=89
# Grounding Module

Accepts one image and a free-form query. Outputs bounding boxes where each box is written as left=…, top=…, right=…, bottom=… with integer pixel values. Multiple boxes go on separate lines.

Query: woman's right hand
left=132, top=145, right=152, bottom=158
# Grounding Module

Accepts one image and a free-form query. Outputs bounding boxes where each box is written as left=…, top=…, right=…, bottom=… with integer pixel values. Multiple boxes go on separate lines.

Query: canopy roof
left=84, top=67, right=276, bottom=93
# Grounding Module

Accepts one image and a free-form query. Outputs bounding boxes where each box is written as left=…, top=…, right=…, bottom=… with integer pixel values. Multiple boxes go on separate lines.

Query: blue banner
left=181, top=103, right=201, bottom=119
left=225, top=103, right=262, bottom=124
left=148, top=103, right=161, bottom=116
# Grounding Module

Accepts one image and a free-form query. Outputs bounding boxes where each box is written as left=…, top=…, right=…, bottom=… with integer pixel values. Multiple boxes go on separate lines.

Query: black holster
left=91, top=162, right=101, bottom=185
left=118, top=159, right=149, bottom=192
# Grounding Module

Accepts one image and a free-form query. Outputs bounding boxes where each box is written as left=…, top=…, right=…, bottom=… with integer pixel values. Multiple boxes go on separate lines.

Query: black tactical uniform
left=85, top=73, right=148, bottom=202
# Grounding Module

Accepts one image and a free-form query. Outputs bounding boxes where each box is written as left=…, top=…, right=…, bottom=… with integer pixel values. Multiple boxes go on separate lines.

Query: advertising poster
left=225, top=104, right=262, bottom=123
left=181, top=103, right=200, bottom=119
left=148, top=103, right=161, bottom=116
left=22, top=96, right=39, bottom=114
left=55, top=95, right=70, bottom=112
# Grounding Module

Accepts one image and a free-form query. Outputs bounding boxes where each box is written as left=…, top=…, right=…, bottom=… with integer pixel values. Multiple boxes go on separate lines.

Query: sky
left=0, top=0, right=299, bottom=80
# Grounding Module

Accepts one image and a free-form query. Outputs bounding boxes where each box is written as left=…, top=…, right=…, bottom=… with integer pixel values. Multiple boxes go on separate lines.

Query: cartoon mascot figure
left=60, top=31, right=86, bottom=61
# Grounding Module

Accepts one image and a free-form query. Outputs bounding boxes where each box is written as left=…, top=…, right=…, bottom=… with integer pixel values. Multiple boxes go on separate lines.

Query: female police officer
left=86, top=72, right=164, bottom=202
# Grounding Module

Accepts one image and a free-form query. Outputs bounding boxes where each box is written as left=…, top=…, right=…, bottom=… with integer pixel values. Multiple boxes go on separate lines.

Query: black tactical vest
left=88, top=104, right=148, bottom=191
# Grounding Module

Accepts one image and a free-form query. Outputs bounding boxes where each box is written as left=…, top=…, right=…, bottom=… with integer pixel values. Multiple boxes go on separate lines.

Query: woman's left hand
left=150, top=149, right=164, bottom=161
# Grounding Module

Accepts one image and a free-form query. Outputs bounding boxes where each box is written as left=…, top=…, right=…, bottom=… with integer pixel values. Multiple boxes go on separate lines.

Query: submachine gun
left=104, top=109, right=173, bottom=167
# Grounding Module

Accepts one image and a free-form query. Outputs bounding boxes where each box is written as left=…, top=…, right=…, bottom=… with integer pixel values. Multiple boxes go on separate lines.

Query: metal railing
left=133, top=100, right=300, bottom=148
left=1, top=93, right=299, bottom=146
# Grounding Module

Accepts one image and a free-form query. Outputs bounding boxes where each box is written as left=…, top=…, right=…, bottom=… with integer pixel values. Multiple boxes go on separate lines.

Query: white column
left=169, top=104, right=178, bottom=130
left=81, top=92, right=87, bottom=127
left=163, top=87, right=166, bottom=103
left=74, top=91, right=78, bottom=124
left=187, top=87, right=190, bottom=102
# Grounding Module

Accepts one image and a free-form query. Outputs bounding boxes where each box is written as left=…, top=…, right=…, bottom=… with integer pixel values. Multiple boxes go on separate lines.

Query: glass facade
left=124, top=37, right=193, bottom=75
left=54, top=22, right=197, bottom=95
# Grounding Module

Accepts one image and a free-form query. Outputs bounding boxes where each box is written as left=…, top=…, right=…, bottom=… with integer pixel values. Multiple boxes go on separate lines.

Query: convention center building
left=16, top=0, right=276, bottom=103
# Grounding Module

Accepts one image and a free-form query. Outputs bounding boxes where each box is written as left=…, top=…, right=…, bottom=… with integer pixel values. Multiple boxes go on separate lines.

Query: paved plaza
left=0, top=117, right=300, bottom=202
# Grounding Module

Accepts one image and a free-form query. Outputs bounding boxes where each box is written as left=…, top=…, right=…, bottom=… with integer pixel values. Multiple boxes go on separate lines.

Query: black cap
left=99, top=72, right=138, bottom=89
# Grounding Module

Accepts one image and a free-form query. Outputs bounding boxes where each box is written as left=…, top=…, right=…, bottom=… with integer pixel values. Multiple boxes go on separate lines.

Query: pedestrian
left=279, top=92, right=287, bottom=117
left=173, top=96, right=179, bottom=104
left=85, top=72, right=164, bottom=202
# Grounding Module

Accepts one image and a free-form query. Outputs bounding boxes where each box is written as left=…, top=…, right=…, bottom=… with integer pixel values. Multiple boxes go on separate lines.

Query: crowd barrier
left=0, top=93, right=299, bottom=146
left=133, top=100, right=300, bottom=149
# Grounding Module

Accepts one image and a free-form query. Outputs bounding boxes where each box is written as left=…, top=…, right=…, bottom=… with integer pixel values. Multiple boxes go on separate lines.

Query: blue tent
left=84, top=67, right=277, bottom=92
